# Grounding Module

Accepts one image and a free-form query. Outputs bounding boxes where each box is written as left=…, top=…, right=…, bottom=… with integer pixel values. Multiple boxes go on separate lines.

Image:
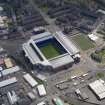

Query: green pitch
left=40, top=43, right=61, bottom=59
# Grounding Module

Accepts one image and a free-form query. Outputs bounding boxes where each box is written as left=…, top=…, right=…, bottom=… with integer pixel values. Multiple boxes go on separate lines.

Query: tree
left=91, top=53, right=102, bottom=62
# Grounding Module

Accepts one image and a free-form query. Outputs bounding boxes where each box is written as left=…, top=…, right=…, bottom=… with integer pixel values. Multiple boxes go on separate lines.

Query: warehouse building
left=0, top=77, right=17, bottom=88
left=37, top=84, right=46, bottom=96
left=89, top=79, right=105, bottom=100
left=22, top=31, right=80, bottom=70
left=23, top=73, right=38, bottom=87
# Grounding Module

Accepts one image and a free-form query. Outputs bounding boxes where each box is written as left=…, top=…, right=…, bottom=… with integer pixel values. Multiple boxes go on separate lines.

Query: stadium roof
left=49, top=53, right=74, bottom=68
left=56, top=31, right=80, bottom=56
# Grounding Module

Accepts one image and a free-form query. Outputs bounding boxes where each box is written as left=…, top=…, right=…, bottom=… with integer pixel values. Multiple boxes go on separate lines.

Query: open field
left=95, top=72, right=105, bottom=79
left=72, top=34, right=94, bottom=51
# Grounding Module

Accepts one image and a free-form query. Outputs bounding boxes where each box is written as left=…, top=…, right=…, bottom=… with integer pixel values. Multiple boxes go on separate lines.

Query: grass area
left=96, top=72, right=105, bottom=79
left=72, top=34, right=94, bottom=51
left=40, top=43, right=61, bottom=59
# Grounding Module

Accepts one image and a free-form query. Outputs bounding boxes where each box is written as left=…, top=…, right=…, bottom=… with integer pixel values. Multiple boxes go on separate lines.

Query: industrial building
left=0, top=77, right=17, bottom=88
left=23, top=73, right=38, bottom=87
left=89, top=79, right=105, bottom=100
left=0, top=46, right=20, bottom=77
left=37, top=84, right=47, bottom=96
left=7, top=91, right=18, bottom=105
left=22, top=30, right=80, bottom=70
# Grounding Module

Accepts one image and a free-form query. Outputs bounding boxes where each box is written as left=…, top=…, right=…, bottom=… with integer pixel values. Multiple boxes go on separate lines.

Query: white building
left=37, top=84, right=46, bottom=96
left=23, top=73, right=38, bottom=87
left=7, top=91, right=18, bottom=105
left=89, top=79, right=105, bottom=100
left=0, top=77, right=17, bottom=88
left=88, top=34, right=98, bottom=42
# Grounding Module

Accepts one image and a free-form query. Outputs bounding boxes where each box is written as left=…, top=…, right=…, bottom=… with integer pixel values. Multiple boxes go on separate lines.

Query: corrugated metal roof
left=89, top=79, right=105, bottom=99
left=37, top=84, right=46, bottom=96
left=0, top=77, right=17, bottom=88
left=23, top=73, right=38, bottom=87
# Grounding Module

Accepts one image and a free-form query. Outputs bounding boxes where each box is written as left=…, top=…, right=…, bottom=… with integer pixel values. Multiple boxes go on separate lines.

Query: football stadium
left=36, top=37, right=67, bottom=59
left=23, top=31, right=80, bottom=70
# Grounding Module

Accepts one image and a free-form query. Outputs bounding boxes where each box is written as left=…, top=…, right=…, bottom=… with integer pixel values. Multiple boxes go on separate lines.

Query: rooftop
left=89, top=79, right=105, bottom=100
